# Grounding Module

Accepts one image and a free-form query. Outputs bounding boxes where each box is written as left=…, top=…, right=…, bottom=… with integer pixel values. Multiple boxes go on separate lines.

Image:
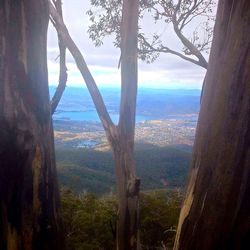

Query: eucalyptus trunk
left=174, top=0, right=250, bottom=249
left=113, top=138, right=140, bottom=250
left=0, top=1, right=63, bottom=249
left=114, top=0, right=140, bottom=248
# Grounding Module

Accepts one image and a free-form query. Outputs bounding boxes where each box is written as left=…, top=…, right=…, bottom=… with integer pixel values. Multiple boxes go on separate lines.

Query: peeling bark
left=0, top=1, right=64, bottom=249
left=174, top=0, right=250, bottom=249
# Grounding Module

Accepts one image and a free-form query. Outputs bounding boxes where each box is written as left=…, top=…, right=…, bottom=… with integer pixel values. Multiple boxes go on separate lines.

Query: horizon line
left=49, top=85, right=202, bottom=91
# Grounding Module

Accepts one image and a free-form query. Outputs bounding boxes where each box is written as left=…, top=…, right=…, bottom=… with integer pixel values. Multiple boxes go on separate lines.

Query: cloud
left=47, top=0, right=210, bottom=89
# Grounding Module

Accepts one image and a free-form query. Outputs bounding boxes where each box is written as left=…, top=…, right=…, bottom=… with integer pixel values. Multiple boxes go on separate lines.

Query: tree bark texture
left=174, top=0, right=250, bottom=249
left=0, top=1, right=64, bottom=249
left=113, top=147, right=140, bottom=250
left=115, top=0, right=140, bottom=249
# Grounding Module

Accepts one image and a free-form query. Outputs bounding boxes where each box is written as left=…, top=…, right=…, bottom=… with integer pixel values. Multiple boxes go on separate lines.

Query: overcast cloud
left=47, top=0, right=215, bottom=89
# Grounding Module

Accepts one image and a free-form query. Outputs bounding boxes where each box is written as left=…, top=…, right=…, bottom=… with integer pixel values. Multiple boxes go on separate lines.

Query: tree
left=49, top=0, right=140, bottom=249
left=50, top=0, right=68, bottom=115
left=87, top=0, right=216, bottom=68
left=61, top=190, right=117, bottom=250
left=174, top=0, right=250, bottom=249
left=60, top=189, right=182, bottom=250
left=0, top=1, right=64, bottom=249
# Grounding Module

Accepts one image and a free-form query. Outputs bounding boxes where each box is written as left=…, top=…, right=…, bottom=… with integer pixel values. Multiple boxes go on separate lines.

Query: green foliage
left=140, top=190, right=182, bottom=248
left=61, top=189, right=182, bottom=250
left=87, top=0, right=216, bottom=64
left=61, top=189, right=117, bottom=250
left=56, top=144, right=191, bottom=194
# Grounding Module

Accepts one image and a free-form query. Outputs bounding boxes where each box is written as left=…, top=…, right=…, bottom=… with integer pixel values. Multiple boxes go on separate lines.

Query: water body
left=50, top=87, right=200, bottom=123
left=54, top=110, right=150, bottom=123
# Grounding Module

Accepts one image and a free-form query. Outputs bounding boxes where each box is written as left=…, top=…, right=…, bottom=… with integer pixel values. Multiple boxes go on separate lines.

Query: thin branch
left=177, top=0, right=198, bottom=26
left=180, top=0, right=213, bottom=30
left=137, top=0, right=210, bottom=69
left=50, top=0, right=68, bottom=114
left=172, top=22, right=208, bottom=68
left=171, top=0, right=208, bottom=69
left=49, top=1, right=115, bottom=139
left=179, top=1, right=201, bottom=29
left=138, top=34, right=203, bottom=68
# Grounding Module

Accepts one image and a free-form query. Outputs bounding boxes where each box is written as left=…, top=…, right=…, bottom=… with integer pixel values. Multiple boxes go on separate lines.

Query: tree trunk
left=114, top=0, right=140, bottom=249
left=113, top=141, right=140, bottom=250
left=174, top=1, right=250, bottom=249
left=0, top=1, right=64, bottom=249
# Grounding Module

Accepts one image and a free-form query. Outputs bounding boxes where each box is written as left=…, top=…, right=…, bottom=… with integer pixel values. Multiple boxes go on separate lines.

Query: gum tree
left=87, top=0, right=216, bottom=68
left=174, top=0, right=250, bottom=249
left=49, top=0, right=140, bottom=249
left=0, top=0, right=64, bottom=249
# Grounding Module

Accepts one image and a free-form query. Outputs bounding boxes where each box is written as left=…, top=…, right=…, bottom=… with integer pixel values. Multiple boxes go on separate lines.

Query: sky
left=47, top=0, right=215, bottom=90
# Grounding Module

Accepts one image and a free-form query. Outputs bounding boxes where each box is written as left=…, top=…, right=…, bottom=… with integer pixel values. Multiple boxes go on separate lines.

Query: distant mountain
left=50, top=87, right=201, bottom=122
left=136, top=88, right=201, bottom=118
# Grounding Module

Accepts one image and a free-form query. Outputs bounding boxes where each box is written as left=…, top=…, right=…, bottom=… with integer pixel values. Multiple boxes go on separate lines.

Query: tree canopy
left=61, top=189, right=182, bottom=250
left=87, top=0, right=216, bottom=68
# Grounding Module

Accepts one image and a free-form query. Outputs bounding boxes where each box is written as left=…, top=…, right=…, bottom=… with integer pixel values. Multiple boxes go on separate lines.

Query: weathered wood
left=0, top=1, right=64, bottom=249
left=174, top=0, right=250, bottom=249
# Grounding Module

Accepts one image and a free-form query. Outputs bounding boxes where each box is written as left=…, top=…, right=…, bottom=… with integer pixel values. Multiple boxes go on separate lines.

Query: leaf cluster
left=87, top=0, right=216, bottom=65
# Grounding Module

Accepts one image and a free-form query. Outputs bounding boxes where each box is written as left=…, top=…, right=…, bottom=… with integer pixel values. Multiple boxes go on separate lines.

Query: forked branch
left=49, top=1, right=115, bottom=138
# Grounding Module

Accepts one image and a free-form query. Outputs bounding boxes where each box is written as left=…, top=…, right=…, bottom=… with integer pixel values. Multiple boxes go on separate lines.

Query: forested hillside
left=56, top=144, right=191, bottom=194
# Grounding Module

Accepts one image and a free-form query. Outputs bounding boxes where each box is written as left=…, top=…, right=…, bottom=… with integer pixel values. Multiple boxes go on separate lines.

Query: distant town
left=54, top=114, right=197, bottom=150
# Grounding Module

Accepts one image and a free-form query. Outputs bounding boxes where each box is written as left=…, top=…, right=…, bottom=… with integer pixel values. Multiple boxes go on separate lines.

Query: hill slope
left=56, top=143, right=192, bottom=194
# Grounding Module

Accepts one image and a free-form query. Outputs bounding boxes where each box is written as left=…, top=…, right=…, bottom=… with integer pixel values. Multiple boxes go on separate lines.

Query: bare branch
left=138, top=34, right=204, bottom=68
left=172, top=9, right=208, bottom=69
left=50, top=0, right=68, bottom=114
left=49, top=1, right=115, bottom=138
left=178, top=0, right=201, bottom=29
left=179, top=0, right=214, bottom=30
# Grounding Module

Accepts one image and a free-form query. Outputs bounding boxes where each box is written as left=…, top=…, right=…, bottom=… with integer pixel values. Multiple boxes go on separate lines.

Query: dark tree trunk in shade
left=174, top=1, right=250, bottom=249
left=0, top=1, right=64, bottom=249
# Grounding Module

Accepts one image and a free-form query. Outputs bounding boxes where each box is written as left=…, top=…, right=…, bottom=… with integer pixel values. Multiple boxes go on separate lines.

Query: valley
left=52, top=87, right=200, bottom=194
